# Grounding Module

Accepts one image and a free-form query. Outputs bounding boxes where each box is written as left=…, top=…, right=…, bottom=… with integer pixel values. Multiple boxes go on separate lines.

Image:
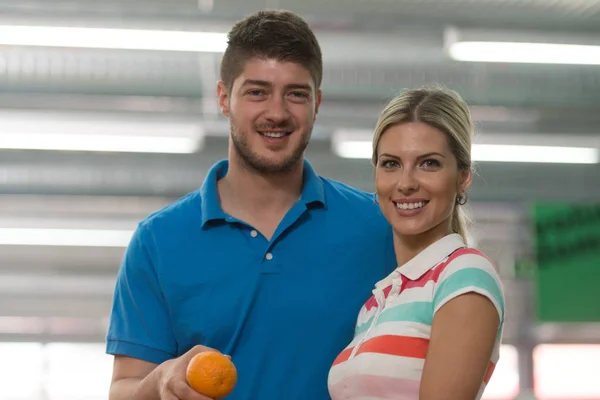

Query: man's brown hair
left=220, top=10, right=323, bottom=91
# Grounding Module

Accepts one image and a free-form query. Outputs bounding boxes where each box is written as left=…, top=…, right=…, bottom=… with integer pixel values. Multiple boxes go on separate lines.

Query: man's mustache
left=255, top=121, right=296, bottom=131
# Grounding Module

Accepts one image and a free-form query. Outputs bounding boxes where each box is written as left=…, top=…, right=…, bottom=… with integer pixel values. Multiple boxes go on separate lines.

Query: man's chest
left=158, top=231, right=393, bottom=354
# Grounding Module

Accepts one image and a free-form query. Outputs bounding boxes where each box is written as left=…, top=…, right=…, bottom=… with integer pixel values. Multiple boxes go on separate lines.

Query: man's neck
left=218, top=155, right=304, bottom=217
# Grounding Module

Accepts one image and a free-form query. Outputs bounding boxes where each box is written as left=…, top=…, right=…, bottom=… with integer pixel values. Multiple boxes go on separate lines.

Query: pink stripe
left=365, top=285, right=393, bottom=311
left=403, top=248, right=495, bottom=290
left=329, top=373, right=420, bottom=400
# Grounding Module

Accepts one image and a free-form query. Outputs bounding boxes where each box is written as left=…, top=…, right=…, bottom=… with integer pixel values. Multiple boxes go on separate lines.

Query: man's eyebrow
left=240, top=80, right=313, bottom=92
left=285, top=83, right=312, bottom=91
left=240, top=79, right=271, bottom=87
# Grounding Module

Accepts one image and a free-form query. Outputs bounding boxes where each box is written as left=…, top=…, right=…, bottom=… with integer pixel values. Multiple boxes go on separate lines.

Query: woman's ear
left=457, top=168, right=473, bottom=194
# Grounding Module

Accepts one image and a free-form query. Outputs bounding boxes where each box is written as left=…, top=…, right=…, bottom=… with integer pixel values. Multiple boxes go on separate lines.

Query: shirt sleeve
left=432, top=253, right=505, bottom=325
left=105, top=222, right=177, bottom=364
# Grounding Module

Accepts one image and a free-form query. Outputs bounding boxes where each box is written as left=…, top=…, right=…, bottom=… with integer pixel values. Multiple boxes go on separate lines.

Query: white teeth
left=260, top=131, right=286, bottom=138
left=395, top=201, right=425, bottom=210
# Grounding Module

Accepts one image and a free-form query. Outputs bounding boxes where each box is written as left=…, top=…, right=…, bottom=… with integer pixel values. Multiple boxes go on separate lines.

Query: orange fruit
left=186, top=351, right=237, bottom=399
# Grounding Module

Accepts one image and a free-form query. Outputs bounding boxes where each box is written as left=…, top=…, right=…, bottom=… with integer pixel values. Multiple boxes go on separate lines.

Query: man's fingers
left=190, top=345, right=213, bottom=355
left=171, top=379, right=213, bottom=400
left=184, top=345, right=218, bottom=362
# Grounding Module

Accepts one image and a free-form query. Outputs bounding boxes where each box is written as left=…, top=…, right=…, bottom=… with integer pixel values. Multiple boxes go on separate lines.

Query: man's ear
left=313, top=89, right=322, bottom=121
left=217, top=81, right=230, bottom=117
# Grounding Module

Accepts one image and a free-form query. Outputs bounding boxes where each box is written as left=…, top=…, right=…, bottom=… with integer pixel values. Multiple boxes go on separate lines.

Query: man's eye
left=290, top=91, right=309, bottom=98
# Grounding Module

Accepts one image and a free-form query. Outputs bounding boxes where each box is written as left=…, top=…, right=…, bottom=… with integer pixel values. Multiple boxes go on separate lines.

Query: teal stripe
left=355, top=315, right=375, bottom=336
left=433, top=267, right=505, bottom=318
left=377, top=301, right=433, bottom=326
left=355, top=302, right=433, bottom=336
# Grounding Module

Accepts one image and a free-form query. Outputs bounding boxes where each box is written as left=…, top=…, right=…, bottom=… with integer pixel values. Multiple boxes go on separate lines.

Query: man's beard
left=229, top=113, right=311, bottom=174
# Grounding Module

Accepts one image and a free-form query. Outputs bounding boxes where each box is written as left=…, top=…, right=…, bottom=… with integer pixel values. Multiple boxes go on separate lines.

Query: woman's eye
left=422, top=159, right=441, bottom=169
left=381, top=160, right=399, bottom=168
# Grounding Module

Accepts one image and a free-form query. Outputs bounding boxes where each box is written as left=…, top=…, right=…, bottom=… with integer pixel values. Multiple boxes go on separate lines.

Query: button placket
left=387, top=275, right=403, bottom=305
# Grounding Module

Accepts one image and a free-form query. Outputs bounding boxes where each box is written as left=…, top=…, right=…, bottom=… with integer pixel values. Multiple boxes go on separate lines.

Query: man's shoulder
left=318, top=176, right=389, bottom=226
left=319, top=175, right=381, bottom=212
left=320, top=175, right=376, bottom=204
left=139, top=189, right=202, bottom=232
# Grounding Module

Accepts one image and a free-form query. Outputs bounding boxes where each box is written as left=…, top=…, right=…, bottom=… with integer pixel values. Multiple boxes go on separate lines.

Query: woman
left=328, top=87, right=505, bottom=400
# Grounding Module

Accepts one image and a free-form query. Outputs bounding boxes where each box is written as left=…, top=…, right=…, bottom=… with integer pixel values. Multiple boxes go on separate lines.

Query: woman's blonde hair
left=372, top=85, right=473, bottom=242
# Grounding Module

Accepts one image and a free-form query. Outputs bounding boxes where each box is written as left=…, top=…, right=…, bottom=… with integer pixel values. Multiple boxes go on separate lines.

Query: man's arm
left=109, top=356, right=160, bottom=400
left=110, top=347, right=216, bottom=400
left=106, top=224, right=214, bottom=400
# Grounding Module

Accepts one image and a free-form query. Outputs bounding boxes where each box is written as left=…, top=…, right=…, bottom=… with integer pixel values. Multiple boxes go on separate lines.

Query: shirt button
left=250, top=230, right=258, bottom=237
left=265, top=253, right=273, bottom=261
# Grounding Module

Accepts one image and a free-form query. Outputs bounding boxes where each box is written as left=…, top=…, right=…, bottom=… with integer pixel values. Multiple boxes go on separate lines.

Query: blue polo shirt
left=106, top=159, right=396, bottom=400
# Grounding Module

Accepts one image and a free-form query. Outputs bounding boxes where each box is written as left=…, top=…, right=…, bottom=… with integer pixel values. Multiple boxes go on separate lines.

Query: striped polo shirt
left=328, top=233, right=505, bottom=400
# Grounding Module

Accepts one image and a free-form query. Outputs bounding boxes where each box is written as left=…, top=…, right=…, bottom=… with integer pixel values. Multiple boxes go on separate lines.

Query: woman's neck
left=393, top=220, right=452, bottom=267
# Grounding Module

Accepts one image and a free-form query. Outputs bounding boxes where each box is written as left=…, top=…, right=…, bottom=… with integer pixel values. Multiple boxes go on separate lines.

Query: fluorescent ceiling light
left=0, top=133, right=201, bottom=153
left=0, top=228, right=132, bottom=247
left=449, top=41, right=600, bottom=65
left=473, top=144, right=598, bottom=164
left=331, top=132, right=599, bottom=164
left=444, top=26, right=600, bottom=65
left=0, top=112, right=204, bottom=153
left=333, top=141, right=373, bottom=160
left=0, top=25, right=227, bottom=52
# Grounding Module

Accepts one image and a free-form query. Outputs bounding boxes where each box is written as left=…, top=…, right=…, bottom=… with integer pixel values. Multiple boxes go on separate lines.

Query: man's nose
left=264, top=96, right=290, bottom=122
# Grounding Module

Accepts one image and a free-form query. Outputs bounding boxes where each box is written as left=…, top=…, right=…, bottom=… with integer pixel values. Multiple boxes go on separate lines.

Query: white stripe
left=346, top=397, right=390, bottom=400
left=329, top=353, right=425, bottom=386
left=350, top=397, right=393, bottom=400
left=367, top=320, right=431, bottom=340
left=490, top=342, right=501, bottom=361
left=348, top=331, right=368, bottom=347
left=331, top=352, right=425, bottom=382
left=387, top=280, right=435, bottom=305
left=328, top=363, right=350, bottom=385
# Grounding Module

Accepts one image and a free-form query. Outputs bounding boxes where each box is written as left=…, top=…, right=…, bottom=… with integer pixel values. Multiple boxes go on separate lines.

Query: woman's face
left=375, top=122, right=471, bottom=239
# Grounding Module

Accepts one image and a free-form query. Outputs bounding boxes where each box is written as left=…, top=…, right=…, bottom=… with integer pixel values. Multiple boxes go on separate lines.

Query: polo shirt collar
left=200, top=158, right=326, bottom=227
left=383, top=234, right=466, bottom=283
left=199, top=159, right=229, bottom=226
left=300, top=158, right=326, bottom=207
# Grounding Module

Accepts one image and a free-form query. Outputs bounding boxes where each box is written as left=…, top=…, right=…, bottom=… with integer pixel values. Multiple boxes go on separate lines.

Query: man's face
left=217, top=58, right=321, bottom=174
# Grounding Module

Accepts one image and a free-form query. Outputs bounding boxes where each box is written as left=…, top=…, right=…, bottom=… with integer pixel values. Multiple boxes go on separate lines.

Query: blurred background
left=0, top=0, right=599, bottom=399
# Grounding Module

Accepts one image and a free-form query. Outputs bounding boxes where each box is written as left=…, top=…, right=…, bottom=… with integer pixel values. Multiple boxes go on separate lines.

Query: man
left=107, top=9, right=396, bottom=400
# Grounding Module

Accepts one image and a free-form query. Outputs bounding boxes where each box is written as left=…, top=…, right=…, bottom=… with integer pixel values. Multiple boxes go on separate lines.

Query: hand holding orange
left=186, top=350, right=238, bottom=399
